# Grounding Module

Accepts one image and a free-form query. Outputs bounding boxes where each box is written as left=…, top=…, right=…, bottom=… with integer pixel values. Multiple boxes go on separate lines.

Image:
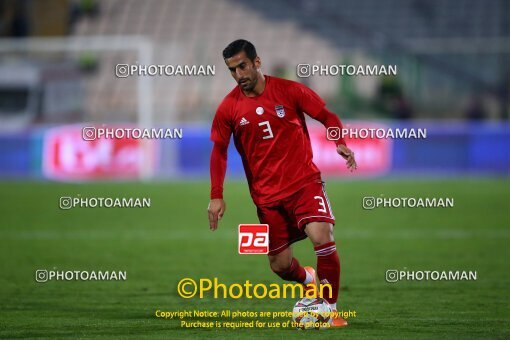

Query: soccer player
left=208, top=39, right=357, bottom=327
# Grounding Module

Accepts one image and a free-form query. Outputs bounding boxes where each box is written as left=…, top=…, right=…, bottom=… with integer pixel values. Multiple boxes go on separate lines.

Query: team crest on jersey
left=275, top=105, right=285, bottom=118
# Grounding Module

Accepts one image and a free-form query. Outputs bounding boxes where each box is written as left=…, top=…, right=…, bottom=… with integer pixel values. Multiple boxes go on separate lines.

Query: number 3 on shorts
left=314, top=195, right=327, bottom=213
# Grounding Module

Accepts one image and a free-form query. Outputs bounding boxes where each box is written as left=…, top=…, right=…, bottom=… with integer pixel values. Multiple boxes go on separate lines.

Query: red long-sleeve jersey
left=210, top=75, right=345, bottom=205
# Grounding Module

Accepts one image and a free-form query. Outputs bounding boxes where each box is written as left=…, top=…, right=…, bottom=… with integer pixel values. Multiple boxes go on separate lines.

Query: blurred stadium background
left=1, top=0, right=509, bottom=338
left=0, top=0, right=508, bottom=179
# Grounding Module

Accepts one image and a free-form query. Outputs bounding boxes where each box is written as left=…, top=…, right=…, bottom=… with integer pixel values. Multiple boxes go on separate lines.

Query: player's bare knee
left=270, top=262, right=290, bottom=274
left=269, top=256, right=291, bottom=274
left=306, top=223, right=334, bottom=246
left=311, top=238, right=332, bottom=247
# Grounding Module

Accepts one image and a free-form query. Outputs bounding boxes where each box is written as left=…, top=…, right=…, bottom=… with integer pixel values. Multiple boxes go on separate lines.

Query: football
left=292, top=297, right=332, bottom=330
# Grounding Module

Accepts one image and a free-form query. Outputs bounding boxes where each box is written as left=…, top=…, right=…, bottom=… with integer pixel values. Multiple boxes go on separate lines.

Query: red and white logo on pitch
left=238, top=224, right=269, bottom=254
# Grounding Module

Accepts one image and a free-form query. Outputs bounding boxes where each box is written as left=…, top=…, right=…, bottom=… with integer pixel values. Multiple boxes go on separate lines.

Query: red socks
left=271, top=244, right=340, bottom=305
left=314, top=241, right=340, bottom=304
left=272, top=257, right=306, bottom=283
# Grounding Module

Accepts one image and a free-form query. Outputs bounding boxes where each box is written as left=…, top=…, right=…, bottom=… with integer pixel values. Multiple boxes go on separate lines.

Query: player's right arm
left=208, top=142, right=227, bottom=231
left=208, top=100, right=233, bottom=231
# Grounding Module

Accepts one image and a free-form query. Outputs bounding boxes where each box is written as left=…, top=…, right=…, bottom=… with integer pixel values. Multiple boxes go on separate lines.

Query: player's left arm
left=314, top=107, right=357, bottom=172
left=294, top=83, right=357, bottom=171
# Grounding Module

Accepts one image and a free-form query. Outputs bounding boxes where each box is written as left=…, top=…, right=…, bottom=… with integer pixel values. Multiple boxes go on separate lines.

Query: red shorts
left=256, top=181, right=335, bottom=256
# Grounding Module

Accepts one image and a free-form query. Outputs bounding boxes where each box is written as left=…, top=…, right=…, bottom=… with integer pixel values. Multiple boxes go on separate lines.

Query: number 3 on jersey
left=258, top=121, right=274, bottom=140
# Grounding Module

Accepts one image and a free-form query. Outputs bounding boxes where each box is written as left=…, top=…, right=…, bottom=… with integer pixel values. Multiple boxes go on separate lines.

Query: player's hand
left=337, top=144, right=357, bottom=172
left=208, top=199, right=226, bottom=231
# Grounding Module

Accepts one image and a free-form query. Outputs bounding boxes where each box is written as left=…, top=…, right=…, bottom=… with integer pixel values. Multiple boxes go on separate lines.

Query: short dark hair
left=222, top=39, right=257, bottom=61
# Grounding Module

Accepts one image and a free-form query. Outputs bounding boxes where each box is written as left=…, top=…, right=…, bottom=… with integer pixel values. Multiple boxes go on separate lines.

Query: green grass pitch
left=0, top=179, right=509, bottom=338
